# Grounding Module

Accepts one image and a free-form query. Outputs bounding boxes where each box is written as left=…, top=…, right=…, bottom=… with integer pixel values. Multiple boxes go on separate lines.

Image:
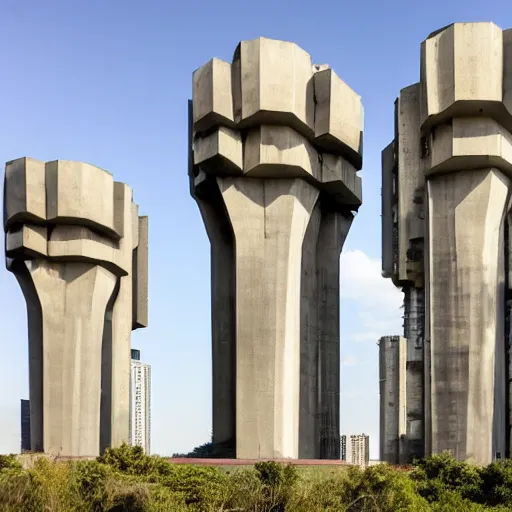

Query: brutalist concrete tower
left=378, top=335, right=407, bottom=464
left=4, top=158, right=148, bottom=456
left=382, top=22, right=512, bottom=465
left=190, top=38, right=363, bottom=459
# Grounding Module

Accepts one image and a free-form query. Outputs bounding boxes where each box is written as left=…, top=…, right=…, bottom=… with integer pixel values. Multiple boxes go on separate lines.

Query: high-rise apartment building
left=20, top=399, right=30, bottom=452
left=350, top=434, right=370, bottom=468
left=130, top=349, right=151, bottom=454
left=340, top=435, right=347, bottom=461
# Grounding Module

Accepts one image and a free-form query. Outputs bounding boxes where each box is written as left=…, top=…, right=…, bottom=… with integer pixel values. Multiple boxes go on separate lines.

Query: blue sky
left=0, top=0, right=510, bottom=459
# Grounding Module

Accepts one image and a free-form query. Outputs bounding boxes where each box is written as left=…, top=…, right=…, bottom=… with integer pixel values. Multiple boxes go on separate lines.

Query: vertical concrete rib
left=299, top=202, right=321, bottom=459
left=196, top=183, right=236, bottom=455
left=428, top=169, right=508, bottom=463
left=219, top=177, right=319, bottom=458
left=317, top=207, right=352, bottom=459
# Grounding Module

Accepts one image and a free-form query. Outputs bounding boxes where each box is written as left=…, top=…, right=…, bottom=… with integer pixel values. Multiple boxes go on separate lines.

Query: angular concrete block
left=6, top=225, right=47, bottom=258
left=114, top=182, right=133, bottom=238
left=133, top=215, right=148, bottom=329
left=45, top=160, right=119, bottom=240
left=421, top=22, right=504, bottom=129
left=381, top=142, right=395, bottom=280
left=320, top=154, right=362, bottom=208
left=131, top=202, right=139, bottom=250
left=47, top=225, right=127, bottom=277
left=429, top=117, right=512, bottom=176
left=243, top=125, right=321, bottom=180
left=314, top=68, right=363, bottom=169
left=504, top=29, right=512, bottom=117
left=4, top=157, right=46, bottom=229
left=194, top=126, right=243, bottom=175
left=232, top=38, right=314, bottom=136
left=193, top=58, right=235, bottom=133
left=397, top=84, right=425, bottom=284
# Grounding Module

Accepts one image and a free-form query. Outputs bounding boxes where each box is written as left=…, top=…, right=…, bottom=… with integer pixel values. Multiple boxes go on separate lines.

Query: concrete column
left=317, top=208, right=352, bottom=459
left=219, top=177, right=318, bottom=458
left=299, top=202, right=352, bottom=459
left=191, top=37, right=363, bottom=459
left=4, top=158, right=148, bottom=456
left=403, top=286, right=425, bottom=460
left=428, top=169, right=508, bottom=464
left=197, top=188, right=236, bottom=455
left=17, top=260, right=116, bottom=456
left=379, top=335, right=406, bottom=464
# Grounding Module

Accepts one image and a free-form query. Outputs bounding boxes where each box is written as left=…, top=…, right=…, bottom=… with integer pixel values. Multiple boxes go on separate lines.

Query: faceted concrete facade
left=190, top=37, right=363, bottom=459
left=382, top=22, right=512, bottom=465
left=4, top=158, right=148, bottom=457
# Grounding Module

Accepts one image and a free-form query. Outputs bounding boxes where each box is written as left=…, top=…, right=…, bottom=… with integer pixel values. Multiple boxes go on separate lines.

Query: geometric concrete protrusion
left=45, top=160, right=120, bottom=240
left=4, top=158, right=46, bottom=229
left=320, top=154, right=362, bottom=209
left=6, top=225, right=47, bottom=259
left=420, top=22, right=510, bottom=132
left=314, top=68, right=363, bottom=169
left=429, top=117, right=512, bottom=176
left=4, top=158, right=148, bottom=457
left=190, top=37, right=363, bottom=460
left=133, top=215, right=148, bottom=330
left=194, top=126, right=242, bottom=175
left=193, top=58, right=235, bottom=134
left=232, top=38, right=315, bottom=135
left=243, top=125, right=321, bottom=179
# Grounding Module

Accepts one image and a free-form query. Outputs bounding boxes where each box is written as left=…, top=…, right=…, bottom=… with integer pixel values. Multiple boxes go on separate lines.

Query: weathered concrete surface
left=4, top=158, right=148, bottom=456
left=382, top=21, right=512, bottom=464
left=428, top=169, right=508, bottom=464
left=191, top=38, right=363, bottom=459
left=299, top=202, right=352, bottom=459
left=220, top=177, right=318, bottom=458
left=379, top=336, right=406, bottom=464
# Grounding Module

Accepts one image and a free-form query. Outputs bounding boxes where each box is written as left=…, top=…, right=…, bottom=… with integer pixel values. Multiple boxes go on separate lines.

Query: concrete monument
left=4, top=158, right=148, bottom=457
left=189, top=38, right=363, bottom=459
left=381, top=22, right=512, bottom=465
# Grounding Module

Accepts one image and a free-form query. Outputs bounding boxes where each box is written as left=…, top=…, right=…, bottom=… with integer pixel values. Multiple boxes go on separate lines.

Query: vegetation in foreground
left=2, top=445, right=512, bottom=511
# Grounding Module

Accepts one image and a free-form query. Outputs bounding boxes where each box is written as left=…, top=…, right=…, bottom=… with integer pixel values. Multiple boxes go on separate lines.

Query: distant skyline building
left=130, top=349, right=151, bottom=454
left=379, top=336, right=407, bottom=464
left=340, top=435, right=347, bottom=461
left=20, top=399, right=30, bottom=453
left=350, top=434, right=370, bottom=468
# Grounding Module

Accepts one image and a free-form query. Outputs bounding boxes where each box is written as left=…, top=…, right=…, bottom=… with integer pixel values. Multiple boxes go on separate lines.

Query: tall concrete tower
left=189, top=38, right=363, bottom=459
left=382, top=22, right=512, bottom=465
left=378, top=336, right=406, bottom=464
left=4, top=158, right=148, bottom=456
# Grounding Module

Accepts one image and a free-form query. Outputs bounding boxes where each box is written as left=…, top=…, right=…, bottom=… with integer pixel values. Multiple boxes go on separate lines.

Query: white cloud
left=341, top=356, right=358, bottom=367
left=340, top=250, right=403, bottom=340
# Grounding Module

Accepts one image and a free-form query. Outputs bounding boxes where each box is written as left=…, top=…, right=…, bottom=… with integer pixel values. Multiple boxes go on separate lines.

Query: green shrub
left=342, top=463, right=430, bottom=511
left=412, top=452, right=483, bottom=502
left=478, top=459, right=512, bottom=507
left=160, top=464, right=229, bottom=511
left=0, top=454, right=22, bottom=472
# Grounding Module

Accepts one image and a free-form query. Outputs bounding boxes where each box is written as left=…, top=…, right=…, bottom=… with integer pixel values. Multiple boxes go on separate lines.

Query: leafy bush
left=0, top=454, right=22, bottom=472
left=3, top=449, right=512, bottom=511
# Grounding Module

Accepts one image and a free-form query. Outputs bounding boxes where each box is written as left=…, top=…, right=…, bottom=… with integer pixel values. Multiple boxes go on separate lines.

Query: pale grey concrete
left=382, top=21, right=512, bottom=465
left=379, top=336, right=406, bottom=464
left=4, top=158, right=148, bottom=456
left=191, top=38, right=363, bottom=459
